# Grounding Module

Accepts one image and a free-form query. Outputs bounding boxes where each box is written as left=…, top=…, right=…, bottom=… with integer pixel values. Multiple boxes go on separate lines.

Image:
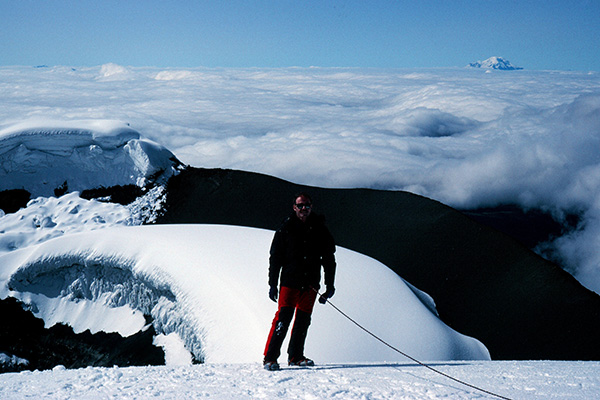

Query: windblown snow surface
left=1, top=360, right=599, bottom=400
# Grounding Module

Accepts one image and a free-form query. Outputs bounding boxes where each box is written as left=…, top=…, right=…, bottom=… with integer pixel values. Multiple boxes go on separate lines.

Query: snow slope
left=0, top=119, right=179, bottom=197
left=0, top=222, right=489, bottom=365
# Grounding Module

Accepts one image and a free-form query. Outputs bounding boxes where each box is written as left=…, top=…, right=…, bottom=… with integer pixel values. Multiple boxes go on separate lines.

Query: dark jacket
left=269, top=212, right=336, bottom=291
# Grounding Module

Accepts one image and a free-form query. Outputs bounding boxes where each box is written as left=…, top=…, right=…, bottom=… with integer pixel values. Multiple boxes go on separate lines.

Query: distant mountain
left=469, top=57, right=523, bottom=70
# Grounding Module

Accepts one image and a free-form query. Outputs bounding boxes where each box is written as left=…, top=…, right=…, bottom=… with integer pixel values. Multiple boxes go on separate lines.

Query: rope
left=314, top=288, right=512, bottom=400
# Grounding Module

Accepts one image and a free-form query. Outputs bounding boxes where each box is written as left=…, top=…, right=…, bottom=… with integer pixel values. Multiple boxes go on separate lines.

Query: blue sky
left=1, top=0, right=598, bottom=71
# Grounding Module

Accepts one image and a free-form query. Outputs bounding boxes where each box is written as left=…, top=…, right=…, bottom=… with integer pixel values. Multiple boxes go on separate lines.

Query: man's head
left=293, top=193, right=312, bottom=222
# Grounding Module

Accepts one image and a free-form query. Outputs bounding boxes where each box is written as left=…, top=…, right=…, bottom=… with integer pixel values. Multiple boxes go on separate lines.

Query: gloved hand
left=269, top=286, right=278, bottom=302
left=318, top=286, right=335, bottom=304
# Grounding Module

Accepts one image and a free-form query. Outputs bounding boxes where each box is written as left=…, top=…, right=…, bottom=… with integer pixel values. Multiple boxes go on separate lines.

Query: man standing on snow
left=263, top=193, right=336, bottom=371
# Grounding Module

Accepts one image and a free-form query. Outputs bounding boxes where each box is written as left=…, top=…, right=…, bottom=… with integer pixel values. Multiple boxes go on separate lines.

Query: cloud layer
left=1, top=65, right=600, bottom=292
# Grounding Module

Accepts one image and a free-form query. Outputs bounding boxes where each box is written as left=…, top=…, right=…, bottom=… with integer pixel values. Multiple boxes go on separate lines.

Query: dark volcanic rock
left=156, top=167, right=600, bottom=360
left=81, top=184, right=145, bottom=205
left=0, top=297, right=165, bottom=372
left=0, top=189, right=31, bottom=214
left=462, top=205, right=580, bottom=249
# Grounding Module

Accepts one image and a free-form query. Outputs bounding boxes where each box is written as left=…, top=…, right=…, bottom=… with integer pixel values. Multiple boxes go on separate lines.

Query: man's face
left=293, top=195, right=312, bottom=221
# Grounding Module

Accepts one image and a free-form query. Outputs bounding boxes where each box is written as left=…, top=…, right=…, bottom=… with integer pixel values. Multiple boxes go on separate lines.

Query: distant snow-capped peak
left=468, top=57, right=523, bottom=70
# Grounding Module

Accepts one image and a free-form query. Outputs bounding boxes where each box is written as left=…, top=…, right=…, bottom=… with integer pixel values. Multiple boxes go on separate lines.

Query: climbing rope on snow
left=313, top=288, right=513, bottom=400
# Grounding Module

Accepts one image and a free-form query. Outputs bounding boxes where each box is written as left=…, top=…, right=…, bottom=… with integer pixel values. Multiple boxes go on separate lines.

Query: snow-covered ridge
left=0, top=119, right=181, bottom=198
left=468, top=56, right=523, bottom=70
left=0, top=224, right=490, bottom=365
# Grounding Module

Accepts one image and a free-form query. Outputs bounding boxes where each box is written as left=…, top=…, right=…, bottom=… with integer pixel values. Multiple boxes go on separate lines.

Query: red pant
left=264, top=287, right=317, bottom=362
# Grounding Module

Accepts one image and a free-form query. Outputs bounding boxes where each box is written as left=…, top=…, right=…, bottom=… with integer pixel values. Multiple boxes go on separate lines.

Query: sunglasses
left=295, top=203, right=312, bottom=210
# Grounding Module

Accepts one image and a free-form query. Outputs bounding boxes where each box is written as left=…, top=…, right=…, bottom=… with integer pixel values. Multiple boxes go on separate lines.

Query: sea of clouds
left=1, top=64, right=599, bottom=292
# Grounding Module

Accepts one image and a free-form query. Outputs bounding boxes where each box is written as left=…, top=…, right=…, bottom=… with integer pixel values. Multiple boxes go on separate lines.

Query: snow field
left=1, top=361, right=599, bottom=399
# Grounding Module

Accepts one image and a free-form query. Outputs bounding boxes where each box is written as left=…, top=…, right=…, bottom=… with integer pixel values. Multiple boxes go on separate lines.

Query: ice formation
left=0, top=119, right=180, bottom=197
